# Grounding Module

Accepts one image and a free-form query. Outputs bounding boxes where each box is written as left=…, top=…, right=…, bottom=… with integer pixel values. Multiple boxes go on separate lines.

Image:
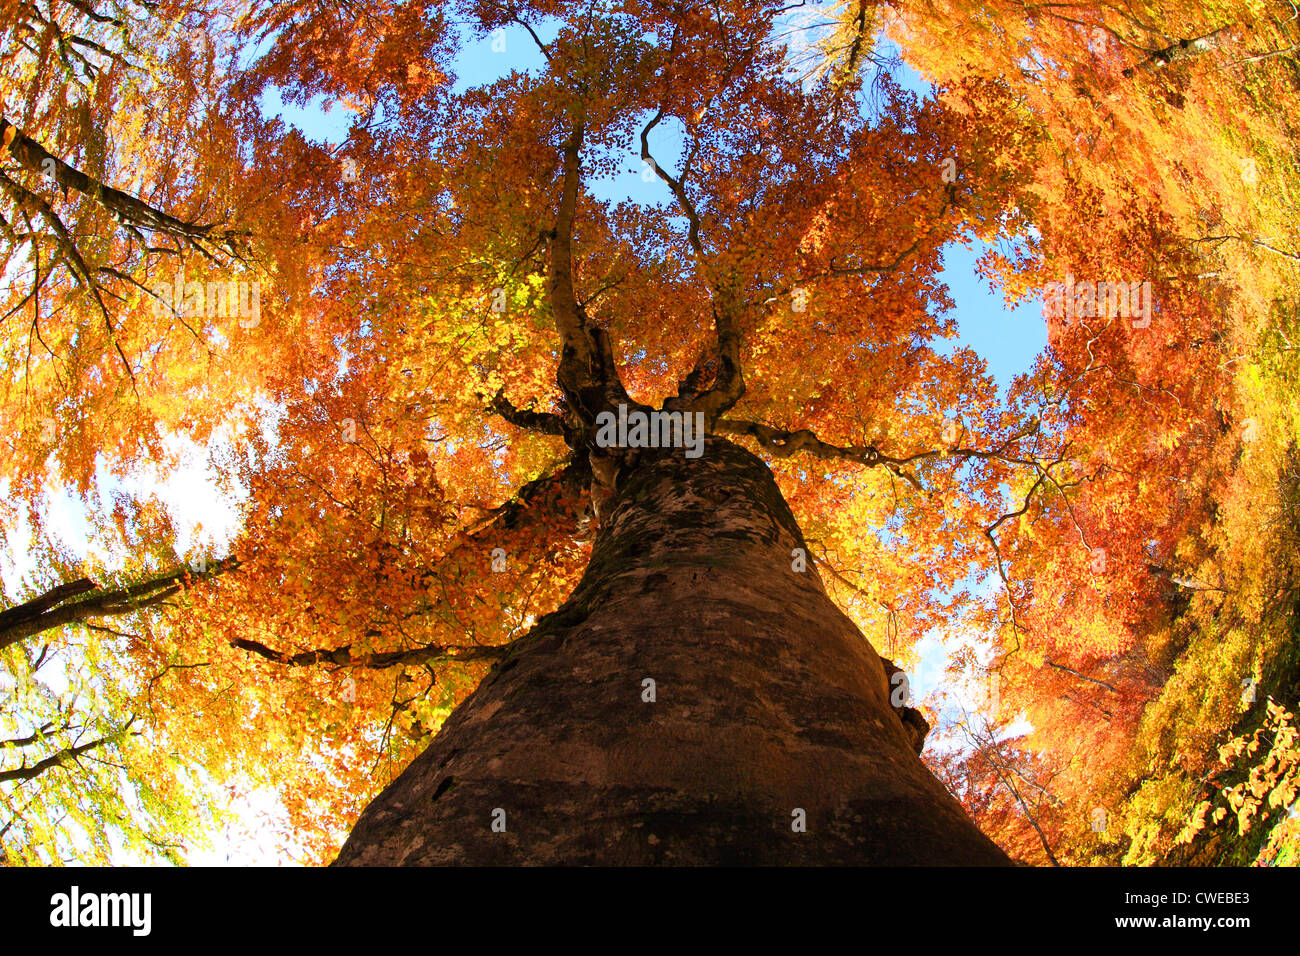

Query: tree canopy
left=2, top=0, right=1298, bottom=866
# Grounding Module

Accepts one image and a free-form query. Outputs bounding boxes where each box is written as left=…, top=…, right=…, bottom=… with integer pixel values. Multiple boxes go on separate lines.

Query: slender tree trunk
left=334, top=438, right=1010, bottom=865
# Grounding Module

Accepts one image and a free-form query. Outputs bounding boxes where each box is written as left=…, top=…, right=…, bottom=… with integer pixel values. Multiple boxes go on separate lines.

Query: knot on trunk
left=587, top=449, right=642, bottom=526
left=880, top=656, right=930, bottom=755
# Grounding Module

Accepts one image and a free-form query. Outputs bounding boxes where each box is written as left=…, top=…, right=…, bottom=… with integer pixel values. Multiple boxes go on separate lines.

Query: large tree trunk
left=334, top=438, right=1010, bottom=865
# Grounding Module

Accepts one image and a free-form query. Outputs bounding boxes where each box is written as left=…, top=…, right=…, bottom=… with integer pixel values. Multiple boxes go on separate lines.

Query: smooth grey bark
left=334, top=438, right=1010, bottom=865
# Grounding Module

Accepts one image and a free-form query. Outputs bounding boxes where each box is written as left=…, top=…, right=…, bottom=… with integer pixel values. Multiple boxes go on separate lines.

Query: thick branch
left=543, top=125, right=631, bottom=434
left=230, top=638, right=507, bottom=670
left=664, top=349, right=717, bottom=410
left=549, top=125, right=589, bottom=367
left=0, top=578, right=96, bottom=631
left=718, top=415, right=1039, bottom=481
left=1, top=116, right=243, bottom=252
left=640, top=112, right=745, bottom=422
left=1121, top=25, right=1237, bottom=77
left=831, top=0, right=872, bottom=87
left=0, top=558, right=239, bottom=650
left=1045, top=659, right=1118, bottom=693
left=0, top=718, right=136, bottom=784
left=482, top=388, right=565, bottom=436
left=0, top=721, right=57, bottom=748
left=454, top=457, right=590, bottom=541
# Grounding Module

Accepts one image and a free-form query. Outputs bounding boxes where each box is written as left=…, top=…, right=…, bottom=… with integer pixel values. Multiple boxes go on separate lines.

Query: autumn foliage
left=2, top=0, right=1299, bottom=865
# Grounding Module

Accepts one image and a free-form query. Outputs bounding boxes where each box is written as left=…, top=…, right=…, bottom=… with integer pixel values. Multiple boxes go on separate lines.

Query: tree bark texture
left=334, top=438, right=1010, bottom=865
